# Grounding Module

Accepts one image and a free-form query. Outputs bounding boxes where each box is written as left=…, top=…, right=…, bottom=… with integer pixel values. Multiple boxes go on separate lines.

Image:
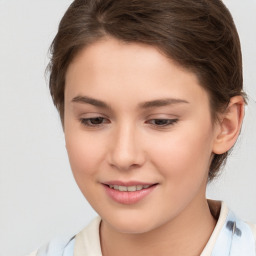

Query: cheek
left=147, top=125, right=214, bottom=209
left=65, top=131, right=108, bottom=206
left=65, top=129, right=106, bottom=179
left=149, top=123, right=214, bottom=180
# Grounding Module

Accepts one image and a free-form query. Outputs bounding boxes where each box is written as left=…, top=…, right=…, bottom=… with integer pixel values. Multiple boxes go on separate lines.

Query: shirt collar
left=202, top=200, right=255, bottom=256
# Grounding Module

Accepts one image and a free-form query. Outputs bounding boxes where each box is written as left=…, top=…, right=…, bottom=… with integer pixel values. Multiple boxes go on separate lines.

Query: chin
left=111, top=221, right=153, bottom=234
left=102, top=211, right=164, bottom=234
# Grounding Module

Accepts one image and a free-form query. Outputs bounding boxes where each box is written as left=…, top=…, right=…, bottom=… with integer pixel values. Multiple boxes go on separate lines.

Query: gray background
left=0, top=1, right=255, bottom=255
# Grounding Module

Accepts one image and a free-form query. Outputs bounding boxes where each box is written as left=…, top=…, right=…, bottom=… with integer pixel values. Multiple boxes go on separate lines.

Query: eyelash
left=79, top=117, right=109, bottom=127
left=146, top=118, right=178, bottom=127
left=79, top=117, right=178, bottom=128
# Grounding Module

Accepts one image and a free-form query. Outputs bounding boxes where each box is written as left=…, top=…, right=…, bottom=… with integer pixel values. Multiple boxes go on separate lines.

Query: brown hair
left=48, top=0, right=246, bottom=180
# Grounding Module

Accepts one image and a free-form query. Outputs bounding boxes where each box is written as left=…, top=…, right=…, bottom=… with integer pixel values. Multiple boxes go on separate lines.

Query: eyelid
left=77, top=112, right=179, bottom=128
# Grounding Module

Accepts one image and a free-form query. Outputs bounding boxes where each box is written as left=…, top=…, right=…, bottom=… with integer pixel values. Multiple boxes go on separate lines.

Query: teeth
left=119, top=186, right=127, bottom=192
left=108, top=184, right=152, bottom=191
left=127, top=186, right=136, bottom=192
left=136, top=185, right=143, bottom=191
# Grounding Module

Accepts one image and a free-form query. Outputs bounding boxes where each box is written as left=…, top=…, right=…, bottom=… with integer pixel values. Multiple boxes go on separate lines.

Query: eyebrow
left=72, top=95, right=189, bottom=109
left=72, top=96, right=111, bottom=110
left=139, top=98, right=189, bottom=108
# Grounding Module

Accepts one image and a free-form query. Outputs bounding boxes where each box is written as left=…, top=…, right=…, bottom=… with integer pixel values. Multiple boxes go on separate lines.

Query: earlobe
left=212, top=96, right=245, bottom=155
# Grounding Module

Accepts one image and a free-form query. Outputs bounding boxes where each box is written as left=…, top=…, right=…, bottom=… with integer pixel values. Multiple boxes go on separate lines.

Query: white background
left=0, top=1, right=255, bottom=255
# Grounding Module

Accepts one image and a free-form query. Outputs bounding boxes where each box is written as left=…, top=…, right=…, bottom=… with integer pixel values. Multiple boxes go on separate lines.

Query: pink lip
left=104, top=180, right=154, bottom=186
left=103, top=182, right=157, bottom=205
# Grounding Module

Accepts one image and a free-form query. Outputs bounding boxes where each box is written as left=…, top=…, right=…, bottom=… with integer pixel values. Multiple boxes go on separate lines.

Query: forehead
left=65, top=37, right=210, bottom=110
left=68, top=37, right=178, bottom=78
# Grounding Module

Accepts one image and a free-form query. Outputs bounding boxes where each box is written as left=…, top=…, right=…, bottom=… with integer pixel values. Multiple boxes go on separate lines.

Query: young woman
left=28, top=0, right=256, bottom=255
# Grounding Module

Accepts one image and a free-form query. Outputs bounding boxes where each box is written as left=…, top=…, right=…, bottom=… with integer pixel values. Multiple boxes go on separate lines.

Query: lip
left=103, top=180, right=154, bottom=186
left=102, top=181, right=158, bottom=205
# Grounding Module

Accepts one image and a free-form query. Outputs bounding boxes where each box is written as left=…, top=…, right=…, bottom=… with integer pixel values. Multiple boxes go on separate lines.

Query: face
left=64, top=37, right=219, bottom=234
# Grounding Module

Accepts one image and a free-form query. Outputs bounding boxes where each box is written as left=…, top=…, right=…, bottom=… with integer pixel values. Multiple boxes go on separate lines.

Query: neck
left=100, top=198, right=216, bottom=256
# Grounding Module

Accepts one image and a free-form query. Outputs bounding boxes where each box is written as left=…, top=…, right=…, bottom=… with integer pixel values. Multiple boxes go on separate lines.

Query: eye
left=79, top=117, right=109, bottom=127
left=147, top=119, right=178, bottom=127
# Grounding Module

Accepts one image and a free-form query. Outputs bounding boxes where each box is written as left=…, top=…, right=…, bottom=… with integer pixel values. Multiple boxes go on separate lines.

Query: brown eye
left=89, top=117, right=104, bottom=125
left=147, top=119, right=178, bottom=127
left=80, top=117, right=109, bottom=127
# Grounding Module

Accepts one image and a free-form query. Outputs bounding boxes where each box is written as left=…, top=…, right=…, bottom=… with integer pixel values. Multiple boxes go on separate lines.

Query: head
left=48, top=0, right=246, bottom=181
left=48, top=0, right=246, bottom=234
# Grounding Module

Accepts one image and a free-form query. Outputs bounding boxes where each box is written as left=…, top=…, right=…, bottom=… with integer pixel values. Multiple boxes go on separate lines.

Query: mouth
left=105, top=184, right=155, bottom=192
left=102, top=182, right=158, bottom=204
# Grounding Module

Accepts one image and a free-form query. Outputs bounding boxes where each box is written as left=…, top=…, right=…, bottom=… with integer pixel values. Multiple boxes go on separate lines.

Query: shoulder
left=247, top=222, right=256, bottom=241
left=219, top=201, right=256, bottom=253
left=74, top=216, right=102, bottom=255
left=203, top=200, right=256, bottom=255
left=26, top=216, right=101, bottom=256
left=27, top=235, right=75, bottom=256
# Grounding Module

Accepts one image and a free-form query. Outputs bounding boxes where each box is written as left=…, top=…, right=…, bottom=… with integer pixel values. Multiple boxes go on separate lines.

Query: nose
left=108, top=123, right=146, bottom=171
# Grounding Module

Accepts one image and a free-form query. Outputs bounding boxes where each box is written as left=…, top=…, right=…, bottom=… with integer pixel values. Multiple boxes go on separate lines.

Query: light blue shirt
left=36, top=207, right=256, bottom=256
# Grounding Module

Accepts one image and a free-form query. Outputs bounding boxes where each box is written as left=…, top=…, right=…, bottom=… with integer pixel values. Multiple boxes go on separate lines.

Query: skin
left=64, top=37, right=244, bottom=256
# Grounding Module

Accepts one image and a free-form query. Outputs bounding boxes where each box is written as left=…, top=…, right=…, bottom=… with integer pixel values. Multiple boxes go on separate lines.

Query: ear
left=212, top=96, right=245, bottom=154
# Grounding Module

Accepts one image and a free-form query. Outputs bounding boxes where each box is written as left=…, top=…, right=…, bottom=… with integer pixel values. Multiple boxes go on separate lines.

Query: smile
left=108, top=184, right=151, bottom=192
left=103, top=182, right=158, bottom=205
